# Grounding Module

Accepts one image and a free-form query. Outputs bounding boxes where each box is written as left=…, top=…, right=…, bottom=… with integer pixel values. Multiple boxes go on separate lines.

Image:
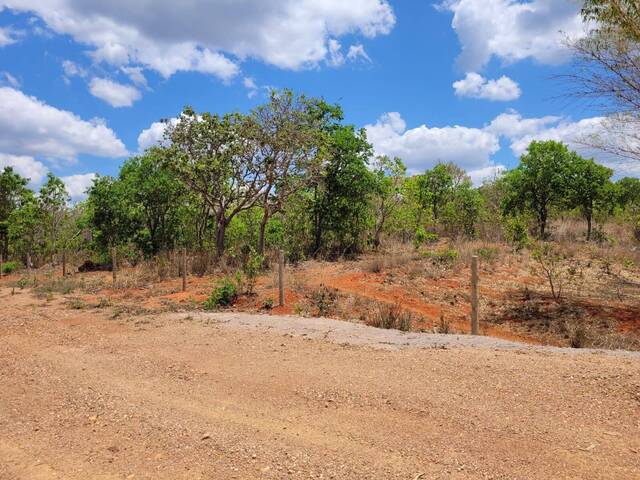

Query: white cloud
left=0, top=86, right=127, bottom=162
left=137, top=119, right=177, bottom=152
left=62, top=59, right=87, bottom=79
left=486, top=110, right=640, bottom=177
left=346, top=44, right=372, bottom=63
left=365, top=109, right=640, bottom=185
left=0, top=71, right=20, bottom=88
left=0, top=26, right=19, bottom=46
left=4, top=0, right=394, bottom=77
left=365, top=112, right=501, bottom=177
left=439, top=0, right=584, bottom=71
left=121, top=66, right=147, bottom=87
left=89, top=77, right=141, bottom=107
left=486, top=110, right=560, bottom=138
left=327, top=38, right=344, bottom=67
left=243, top=76, right=258, bottom=98
left=0, top=153, right=48, bottom=185
left=453, top=72, right=521, bottom=101
left=468, top=164, right=507, bottom=185
left=61, top=173, right=96, bottom=200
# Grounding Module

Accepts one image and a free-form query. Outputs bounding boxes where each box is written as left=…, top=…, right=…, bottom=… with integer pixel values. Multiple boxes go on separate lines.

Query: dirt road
left=1, top=287, right=639, bottom=479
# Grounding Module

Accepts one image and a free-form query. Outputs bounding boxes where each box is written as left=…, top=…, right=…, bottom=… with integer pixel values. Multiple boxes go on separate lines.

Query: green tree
left=38, top=173, right=69, bottom=262
left=565, top=156, right=614, bottom=240
left=164, top=107, right=268, bottom=260
left=502, top=141, right=573, bottom=238
left=119, top=149, right=186, bottom=255
left=0, top=167, right=29, bottom=261
left=86, top=175, right=136, bottom=252
left=417, top=163, right=454, bottom=223
left=312, top=125, right=374, bottom=257
left=7, top=192, right=42, bottom=266
left=371, top=155, right=406, bottom=248
left=441, top=180, right=484, bottom=238
left=615, top=177, right=640, bottom=209
left=250, top=90, right=330, bottom=254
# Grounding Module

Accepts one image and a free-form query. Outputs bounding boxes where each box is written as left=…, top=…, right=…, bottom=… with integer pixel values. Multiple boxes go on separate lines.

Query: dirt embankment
left=1, top=287, right=639, bottom=479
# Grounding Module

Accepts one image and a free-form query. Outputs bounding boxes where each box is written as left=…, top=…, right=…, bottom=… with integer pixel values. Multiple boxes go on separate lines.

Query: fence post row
left=471, top=255, right=479, bottom=335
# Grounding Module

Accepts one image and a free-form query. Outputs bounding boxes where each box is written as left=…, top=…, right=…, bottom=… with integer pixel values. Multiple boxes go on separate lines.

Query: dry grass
left=363, top=302, right=416, bottom=332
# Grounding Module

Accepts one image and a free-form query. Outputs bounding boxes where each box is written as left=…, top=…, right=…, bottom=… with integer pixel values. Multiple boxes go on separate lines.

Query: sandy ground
left=1, top=287, right=639, bottom=479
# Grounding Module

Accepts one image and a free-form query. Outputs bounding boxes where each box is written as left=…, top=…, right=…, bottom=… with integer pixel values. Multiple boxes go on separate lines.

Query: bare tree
left=565, top=0, right=640, bottom=160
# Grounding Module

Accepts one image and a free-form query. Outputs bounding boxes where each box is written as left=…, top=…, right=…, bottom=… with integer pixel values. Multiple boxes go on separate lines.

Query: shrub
left=504, top=216, right=529, bottom=251
left=311, top=284, right=338, bottom=316
left=241, top=247, right=263, bottom=295
left=633, top=217, right=640, bottom=242
left=364, top=256, right=385, bottom=273
left=413, top=226, right=427, bottom=250
left=204, top=275, right=240, bottom=309
left=366, top=303, right=413, bottom=331
left=423, top=247, right=459, bottom=266
left=1, top=261, right=17, bottom=274
left=590, top=227, right=609, bottom=245
left=474, top=246, right=499, bottom=264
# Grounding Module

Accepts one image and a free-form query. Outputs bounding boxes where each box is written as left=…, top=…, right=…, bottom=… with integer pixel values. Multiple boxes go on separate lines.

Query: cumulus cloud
left=453, top=73, right=521, bottom=101
left=3, top=0, right=394, bottom=78
left=137, top=119, right=178, bottom=152
left=365, top=112, right=502, bottom=180
left=439, top=0, right=584, bottom=71
left=487, top=110, right=640, bottom=177
left=0, top=86, right=127, bottom=162
left=365, top=109, right=640, bottom=184
left=0, top=153, right=48, bottom=185
left=89, top=77, right=141, bottom=107
left=61, top=173, right=96, bottom=200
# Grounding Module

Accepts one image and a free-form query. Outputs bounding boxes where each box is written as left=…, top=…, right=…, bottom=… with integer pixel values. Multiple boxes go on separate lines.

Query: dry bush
left=191, top=251, right=211, bottom=277
left=30, top=275, right=81, bottom=297
left=365, top=302, right=414, bottom=332
left=487, top=293, right=640, bottom=351
left=434, top=313, right=454, bottom=334
left=310, top=284, right=339, bottom=316
left=361, top=251, right=415, bottom=274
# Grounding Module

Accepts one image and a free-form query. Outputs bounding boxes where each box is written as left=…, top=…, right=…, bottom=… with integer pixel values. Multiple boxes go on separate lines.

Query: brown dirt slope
left=0, top=287, right=639, bottom=479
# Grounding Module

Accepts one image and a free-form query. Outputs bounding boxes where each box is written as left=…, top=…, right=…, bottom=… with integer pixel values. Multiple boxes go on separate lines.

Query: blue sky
left=0, top=0, right=636, bottom=198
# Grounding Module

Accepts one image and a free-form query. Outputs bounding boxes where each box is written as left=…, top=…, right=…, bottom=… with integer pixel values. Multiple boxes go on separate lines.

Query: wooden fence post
left=182, top=247, right=187, bottom=292
left=278, top=249, right=285, bottom=307
left=471, top=255, right=479, bottom=335
left=112, top=247, right=117, bottom=284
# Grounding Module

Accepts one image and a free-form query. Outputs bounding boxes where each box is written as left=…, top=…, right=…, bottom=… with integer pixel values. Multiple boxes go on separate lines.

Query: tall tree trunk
left=215, top=214, right=227, bottom=261
left=586, top=214, right=592, bottom=241
left=258, top=210, right=269, bottom=256
left=539, top=208, right=547, bottom=239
